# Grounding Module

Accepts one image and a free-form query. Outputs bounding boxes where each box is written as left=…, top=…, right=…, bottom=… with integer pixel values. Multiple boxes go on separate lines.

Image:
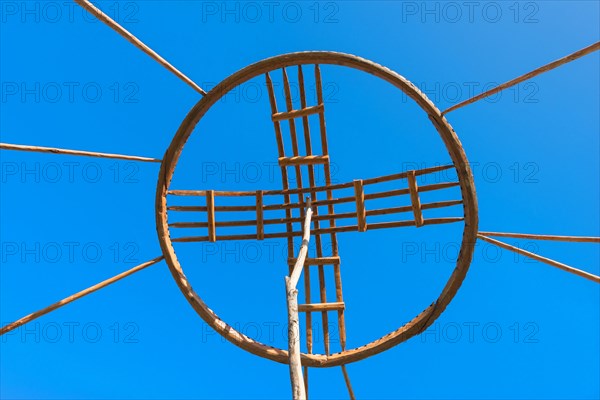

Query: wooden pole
left=285, top=277, right=307, bottom=400
left=73, top=0, right=206, bottom=96
left=443, top=42, right=600, bottom=114
left=478, top=231, right=600, bottom=243
left=0, top=256, right=164, bottom=335
left=0, top=142, right=160, bottom=163
left=477, top=235, right=600, bottom=283
left=286, top=198, right=312, bottom=400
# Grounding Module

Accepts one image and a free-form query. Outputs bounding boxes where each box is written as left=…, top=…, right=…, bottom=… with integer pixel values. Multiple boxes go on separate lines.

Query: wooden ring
left=155, top=52, right=479, bottom=367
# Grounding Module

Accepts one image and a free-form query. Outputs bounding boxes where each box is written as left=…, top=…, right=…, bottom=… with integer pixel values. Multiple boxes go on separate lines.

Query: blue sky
left=1, top=1, right=599, bottom=399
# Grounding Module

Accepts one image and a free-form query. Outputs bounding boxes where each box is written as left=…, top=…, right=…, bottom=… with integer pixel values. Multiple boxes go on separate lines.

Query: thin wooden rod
left=362, top=164, right=454, bottom=185
left=298, top=64, right=316, bottom=357
left=168, top=200, right=462, bottom=228
left=478, top=231, right=600, bottom=243
left=282, top=67, right=305, bottom=200
left=168, top=190, right=256, bottom=197
left=0, top=143, right=160, bottom=163
left=443, top=41, right=600, bottom=114
left=316, top=64, right=336, bottom=354
left=0, top=256, right=164, bottom=335
left=266, top=71, right=295, bottom=276
left=341, top=365, right=356, bottom=400
left=477, top=234, right=600, bottom=284
left=73, top=0, right=206, bottom=95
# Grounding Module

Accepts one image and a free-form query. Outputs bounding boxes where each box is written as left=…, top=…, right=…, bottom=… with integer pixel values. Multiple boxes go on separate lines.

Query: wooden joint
left=353, top=179, right=367, bottom=232
left=206, top=190, right=216, bottom=242
left=256, top=190, right=264, bottom=240
left=407, top=171, right=424, bottom=227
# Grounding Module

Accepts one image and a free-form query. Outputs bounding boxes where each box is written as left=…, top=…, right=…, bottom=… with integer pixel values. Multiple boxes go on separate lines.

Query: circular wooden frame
left=155, top=52, right=479, bottom=367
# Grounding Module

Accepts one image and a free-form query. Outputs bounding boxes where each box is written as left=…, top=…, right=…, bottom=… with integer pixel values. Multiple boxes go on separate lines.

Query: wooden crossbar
left=171, top=217, right=464, bottom=242
left=272, top=104, right=324, bottom=121
left=167, top=164, right=455, bottom=198
left=287, top=256, right=341, bottom=266
left=353, top=180, right=367, bottom=232
left=279, top=155, right=330, bottom=166
left=298, top=302, right=345, bottom=312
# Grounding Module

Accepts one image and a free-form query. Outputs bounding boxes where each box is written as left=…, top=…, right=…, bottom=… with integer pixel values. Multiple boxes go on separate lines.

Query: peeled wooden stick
left=286, top=198, right=312, bottom=400
left=289, top=198, right=313, bottom=288
left=0, top=142, right=160, bottom=163
left=73, top=0, right=206, bottom=95
left=478, top=231, right=600, bottom=243
left=0, top=256, right=164, bottom=335
left=443, top=42, right=600, bottom=114
left=477, top=235, right=599, bottom=283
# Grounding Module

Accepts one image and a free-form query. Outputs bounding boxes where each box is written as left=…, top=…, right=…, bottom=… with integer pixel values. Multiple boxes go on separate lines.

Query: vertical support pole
left=256, top=190, right=264, bottom=240
left=206, top=190, right=216, bottom=242
left=285, top=277, right=307, bottom=400
left=353, top=179, right=367, bottom=232
left=407, top=170, right=424, bottom=227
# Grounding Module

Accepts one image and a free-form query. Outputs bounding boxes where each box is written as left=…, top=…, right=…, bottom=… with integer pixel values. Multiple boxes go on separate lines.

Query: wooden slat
left=167, top=164, right=456, bottom=198
left=298, top=302, right=345, bottom=312
left=353, top=179, right=367, bottom=232
left=169, top=200, right=463, bottom=229
left=407, top=170, right=424, bottom=227
left=265, top=72, right=296, bottom=275
left=288, top=256, right=341, bottom=266
left=272, top=104, right=324, bottom=121
left=256, top=190, right=264, bottom=240
left=298, top=65, right=318, bottom=358
left=168, top=190, right=256, bottom=196
left=170, top=217, right=465, bottom=242
left=279, top=155, right=329, bottom=166
left=315, top=64, right=336, bottom=354
left=206, top=190, right=216, bottom=242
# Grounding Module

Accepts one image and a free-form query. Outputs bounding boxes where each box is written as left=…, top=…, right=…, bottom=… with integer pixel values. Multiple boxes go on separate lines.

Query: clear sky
left=1, top=1, right=599, bottom=399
